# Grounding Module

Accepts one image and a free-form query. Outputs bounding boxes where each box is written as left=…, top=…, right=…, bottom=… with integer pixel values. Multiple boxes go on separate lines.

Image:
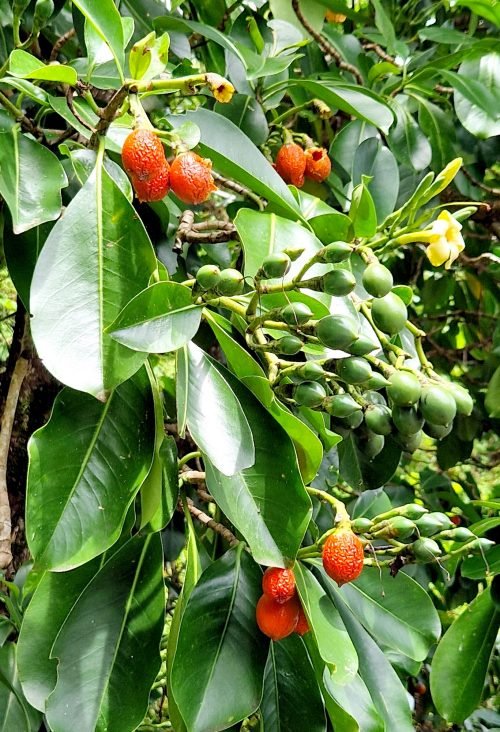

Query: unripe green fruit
left=362, top=262, right=393, bottom=298
left=351, top=517, right=373, bottom=533
left=364, top=405, right=392, bottom=435
left=322, top=269, right=356, bottom=296
left=466, top=538, right=494, bottom=553
left=430, top=512, right=454, bottom=530
left=299, top=361, right=324, bottom=381
left=320, top=241, right=352, bottom=263
left=364, top=390, right=387, bottom=406
left=442, top=382, right=473, bottom=416
left=345, top=409, right=364, bottom=429
left=294, top=381, right=327, bottom=408
left=364, top=372, right=390, bottom=390
left=420, top=385, right=457, bottom=426
left=364, top=432, right=385, bottom=459
left=323, top=393, right=361, bottom=418
left=392, top=405, right=424, bottom=436
left=412, top=537, right=442, bottom=562
left=32, top=0, right=54, bottom=32
left=216, top=268, right=244, bottom=296
left=282, top=247, right=304, bottom=262
left=276, top=336, right=303, bottom=355
left=384, top=516, right=416, bottom=539
left=262, top=252, right=291, bottom=279
left=371, top=292, right=408, bottom=335
left=338, top=356, right=372, bottom=384
left=348, top=335, right=379, bottom=356
left=196, top=264, right=221, bottom=290
left=399, top=503, right=428, bottom=520
left=397, top=430, right=423, bottom=453
left=315, top=314, right=359, bottom=350
left=281, top=302, right=313, bottom=326
left=444, top=527, right=474, bottom=541
left=387, top=371, right=422, bottom=406
left=424, top=421, right=453, bottom=439
left=415, top=513, right=451, bottom=537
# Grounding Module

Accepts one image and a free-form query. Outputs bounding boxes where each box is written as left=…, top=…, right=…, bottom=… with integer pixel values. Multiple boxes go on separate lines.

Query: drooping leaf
left=71, top=0, right=125, bottom=79
left=171, top=546, right=268, bottom=732
left=415, top=96, right=457, bottom=172
left=30, top=158, right=156, bottom=399
left=46, top=534, right=165, bottom=732
left=338, top=433, right=401, bottom=491
left=352, top=138, right=399, bottom=222
left=0, top=644, right=42, bottom=732
left=443, top=55, right=500, bottom=138
left=388, top=96, right=432, bottom=171
left=26, top=367, right=155, bottom=571
left=323, top=670, right=384, bottom=732
left=349, top=181, right=377, bottom=237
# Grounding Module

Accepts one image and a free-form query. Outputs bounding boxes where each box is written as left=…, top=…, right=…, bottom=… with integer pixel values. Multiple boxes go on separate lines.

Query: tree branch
left=50, top=27, right=76, bottom=62
left=179, top=497, right=238, bottom=546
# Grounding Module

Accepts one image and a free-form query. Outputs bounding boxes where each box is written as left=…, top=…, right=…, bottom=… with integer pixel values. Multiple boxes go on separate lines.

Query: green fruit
left=399, top=503, right=428, bottom=520
left=430, top=512, right=454, bottom=530
left=392, top=405, right=424, bottom=436
left=315, top=314, right=359, bottom=350
left=294, top=381, right=327, bottom=408
left=441, top=381, right=473, bottom=416
left=323, top=393, right=361, bottom=418
left=348, top=335, right=379, bottom=356
left=364, top=405, right=392, bottom=435
left=371, top=292, right=408, bottom=334
left=196, top=264, right=221, bottom=290
left=364, top=390, right=387, bottom=406
left=445, top=527, right=474, bottom=541
left=216, top=268, right=244, bottom=296
left=412, top=537, right=441, bottom=562
left=364, top=432, right=385, bottom=459
left=281, top=302, right=313, bottom=326
left=262, top=252, right=291, bottom=279
left=415, top=513, right=451, bottom=537
left=387, top=371, right=422, bottom=406
left=276, top=336, right=303, bottom=355
left=384, top=517, right=416, bottom=539
left=351, top=517, right=373, bottom=533
left=362, top=262, right=393, bottom=298
left=424, top=421, right=453, bottom=439
left=299, top=361, right=324, bottom=381
left=397, top=430, right=423, bottom=453
left=322, top=269, right=356, bottom=296
left=338, top=356, right=372, bottom=384
left=420, top=385, right=457, bottom=426
left=466, top=538, right=494, bottom=553
left=320, top=241, right=352, bottom=263
left=282, top=247, right=304, bottom=262
left=345, top=409, right=364, bottom=429
left=364, top=372, right=390, bottom=390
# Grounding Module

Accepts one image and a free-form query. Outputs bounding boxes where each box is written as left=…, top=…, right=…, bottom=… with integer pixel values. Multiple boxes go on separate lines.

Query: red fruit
left=131, top=164, right=170, bottom=202
left=169, top=151, right=217, bottom=204
left=262, top=567, right=296, bottom=604
left=414, top=681, right=427, bottom=695
left=450, top=515, right=461, bottom=526
left=305, top=147, right=332, bottom=182
left=322, top=529, right=364, bottom=586
left=256, top=594, right=299, bottom=641
left=295, top=605, right=310, bottom=636
left=122, top=128, right=167, bottom=181
left=275, top=143, right=306, bottom=187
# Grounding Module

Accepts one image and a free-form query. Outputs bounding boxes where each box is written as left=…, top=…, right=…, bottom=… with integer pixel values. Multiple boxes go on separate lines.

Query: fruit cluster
left=256, top=567, right=309, bottom=641
left=122, top=129, right=216, bottom=204
left=275, top=143, right=331, bottom=187
left=195, top=265, right=244, bottom=296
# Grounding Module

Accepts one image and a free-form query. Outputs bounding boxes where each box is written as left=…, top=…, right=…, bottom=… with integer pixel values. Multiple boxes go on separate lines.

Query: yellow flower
left=426, top=211, right=465, bottom=269
left=206, top=73, right=235, bottom=103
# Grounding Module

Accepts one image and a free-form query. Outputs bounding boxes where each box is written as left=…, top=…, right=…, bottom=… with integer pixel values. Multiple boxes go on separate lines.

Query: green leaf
left=323, top=671, right=384, bottom=732
left=340, top=568, right=441, bottom=661
left=4, top=222, right=51, bottom=309
left=461, top=544, right=500, bottom=580
left=485, top=365, right=500, bottom=418
left=352, top=138, right=399, bottom=223
left=168, top=109, right=303, bottom=222
left=349, top=181, right=377, bottom=237
left=261, top=636, right=326, bottom=732
left=62, top=147, right=132, bottom=199
left=155, top=15, right=247, bottom=67
left=109, top=282, right=202, bottom=353
left=71, top=0, right=125, bottom=80
left=309, top=212, right=353, bottom=244
left=442, top=56, right=500, bottom=138
left=171, top=546, right=268, bottom=732
left=46, top=534, right=164, bottom=732
left=30, top=158, right=156, bottom=399
left=17, top=562, right=100, bottom=711
left=176, top=342, right=255, bottom=476
left=338, top=434, right=401, bottom=491
left=8, top=49, right=77, bottom=84
left=269, top=0, right=326, bottom=36
left=26, top=367, right=155, bottom=571
left=214, top=94, right=269, bottom=146
left=330, top=120, right=378, bottom=180
left=204, top=365, right=311, bottom=566
left=430, top=590, right=500, bottom=723
left=295, top=563, right=358, bottom=684
left=0, top=644, right=41, bottom=732
left=456, top=0, right=500, bottom=25
left=129, top=31, right=170, bottom=81
left=0, top=114, right=67, bottom=234
left=388, top=96, right=432, bottom=171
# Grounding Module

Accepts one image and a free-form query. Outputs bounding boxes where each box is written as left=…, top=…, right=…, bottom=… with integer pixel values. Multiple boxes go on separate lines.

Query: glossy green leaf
left=415, top=96, right=457, bottom=172
left=349, top=181, right=377, bottom=237
left=30, top=158, right=156, bottom=399
left=168, top=109, right=303, bottom=221
left=8, top=50, right=77, bottom=84
left=388, top=96, right=432, bottom=171
left=109, top=282, right=202, bottom=353
left=171, top=546, right=267, bottom=732
left=352, top=138, right=399, bottom=222
left=461, top=544, right=500, bottom=580
left=309, top=212, right=353, bottom=244
left=0, top=114, right=67, bottom=234
left=340, top=568, right=441, bottom=661
left=330, top=120, right=378, bottom=180
left=214, top=94, right=269, bottom=146
left=26, top=367, right=155, bottom=571
left=323, top=671, right=384, bottom=732
left=155, top=15, right=246, bottom=67
left=338, top=434, right=401, bottom=491
left=62, top=147, right=132, bottom=200
left=205, top=366, right=311, bottom=566
left=295, top=563, right=358, bottom=684
left=430, top=590, right=500, bottom=723
left=456, top=0, right=500, bottom=25
left=0, top=78, right=50, bottom=106
left=0, top=644, right=41, bottom=732
left=485, top=365, right=500, bottom=417
left=71, top=0, right=125, bottom=79
left=17, top=562, right=100, bottom=711
left=261, top=636, right=326, bottom=732
left=443, top=55, right=500, bottom=138
left=45, top=534, right=164, bottom=732
left=176, top=342, right=254, bottom=476
left=4, top=222, right=51, bottom=309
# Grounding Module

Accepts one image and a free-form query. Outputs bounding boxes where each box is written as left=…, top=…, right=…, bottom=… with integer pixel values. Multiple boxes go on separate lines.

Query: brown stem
left=180, top=497, right=238, bottom=546
left=363, top=42, right=400, bottom=65
left=89, top=86, right=129, bottom=148
left=212, top=172, right=265, bottom=211
left=50, top=27, right=76, bottom=62
left=462, top=167, right=500, bottom=197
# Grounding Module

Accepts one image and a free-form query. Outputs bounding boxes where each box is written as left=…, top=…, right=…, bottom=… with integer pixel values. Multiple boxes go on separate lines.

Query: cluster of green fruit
left=195, top=264, right=245, bottom=296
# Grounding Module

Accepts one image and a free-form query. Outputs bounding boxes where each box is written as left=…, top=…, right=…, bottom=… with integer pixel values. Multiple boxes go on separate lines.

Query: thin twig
left=212, top=172, right=265, bottom=211
left=89, top=86, right=129, bottom=148
left=0, top=91, right=39, bottom=136
left=180, top=497, right=238, bottom=546
left=462, top=167, right=500, bottom=197
left=50, top=27, right=76, bottom=61
left=180, top=470, right=206, bottom=484
left=363, top=42, right=401, bottom=65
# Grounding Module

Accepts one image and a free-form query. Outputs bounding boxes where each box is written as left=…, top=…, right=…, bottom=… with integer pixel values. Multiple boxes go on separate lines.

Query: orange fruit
left=169, top=151, right=217, bottom=204
left=322, top=529, right=364, bottom=586
left=305, top=147, right=332, bottom=182
left=262, top=567, right=296, bottom=604
left=275, top=143, right=306, bottom=187
left=130, top=166, right=170, bottom=202
left=295, top=605, right=310, bottom=636
left=256, top=594, right=300, bottom=640
left=122, top=128, right=170, bottom=202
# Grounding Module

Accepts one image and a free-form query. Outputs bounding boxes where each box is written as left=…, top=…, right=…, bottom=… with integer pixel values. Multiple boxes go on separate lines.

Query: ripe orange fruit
left=295, top=605, right=310, bottom=636
left=122, top=128, right=170, bottom=202
left=262, top=567, right=296, bottom=604
left=322, top=529, right=364, bottom=586
left=256, top=594, right=299, bottom=641
left=169, top=151, right=217, bottom=204
left=305, top=147, right=331, bottom=182
left=275, top=143, right=306, bottom=187
left=130, top=166, right=170, bottom=202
